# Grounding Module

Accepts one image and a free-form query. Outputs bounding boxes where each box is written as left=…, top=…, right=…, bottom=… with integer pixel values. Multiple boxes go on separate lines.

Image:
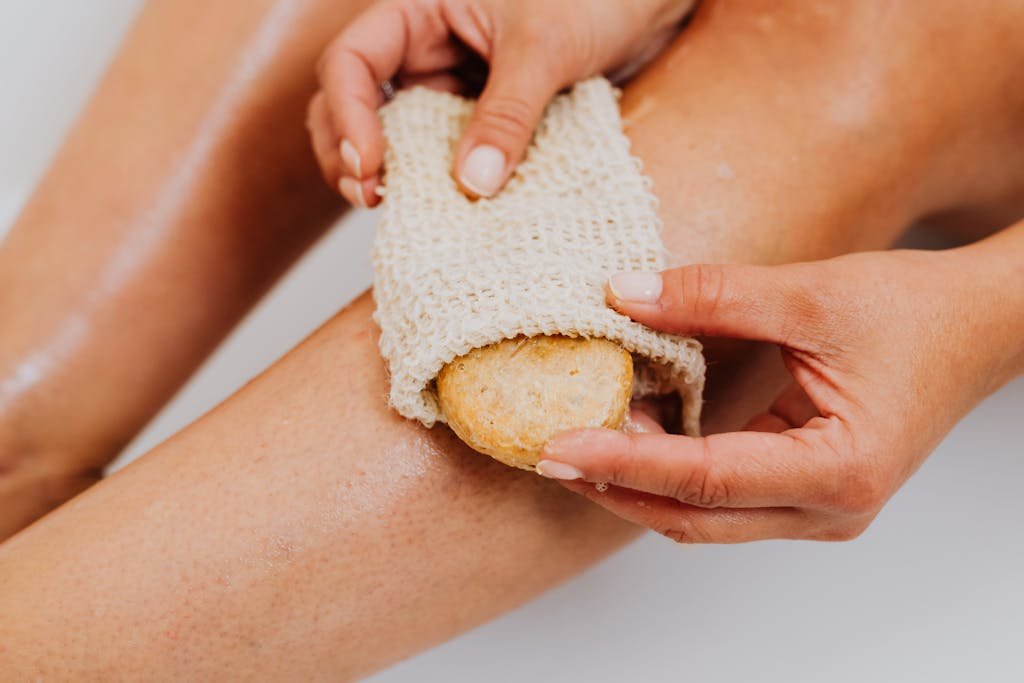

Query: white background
left=1, top=3, right=1021, bottom=682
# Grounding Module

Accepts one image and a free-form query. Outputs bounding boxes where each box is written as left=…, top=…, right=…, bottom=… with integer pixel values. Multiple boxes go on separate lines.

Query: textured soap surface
left=436, top=335, right=634, bottom=470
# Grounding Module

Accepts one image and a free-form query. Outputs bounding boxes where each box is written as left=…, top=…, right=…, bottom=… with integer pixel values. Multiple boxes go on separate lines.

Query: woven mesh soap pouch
left=372, top=78, right=706, bottom=435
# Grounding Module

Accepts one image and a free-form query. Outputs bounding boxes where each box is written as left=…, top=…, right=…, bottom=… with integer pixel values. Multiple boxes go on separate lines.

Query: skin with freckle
left=437, top=336, right=633, bottom=470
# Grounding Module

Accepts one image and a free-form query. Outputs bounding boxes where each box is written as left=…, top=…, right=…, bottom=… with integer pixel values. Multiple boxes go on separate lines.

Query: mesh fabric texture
left=372, top=78, right=706, bottom=435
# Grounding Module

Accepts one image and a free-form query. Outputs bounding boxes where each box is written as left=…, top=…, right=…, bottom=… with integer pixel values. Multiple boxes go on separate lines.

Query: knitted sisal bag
left=372, top=78, right=706, bottom=436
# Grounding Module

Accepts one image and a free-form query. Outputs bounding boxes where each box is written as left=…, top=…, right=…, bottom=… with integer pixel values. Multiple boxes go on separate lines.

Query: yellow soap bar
left=436, top=335, right=633, bottom=470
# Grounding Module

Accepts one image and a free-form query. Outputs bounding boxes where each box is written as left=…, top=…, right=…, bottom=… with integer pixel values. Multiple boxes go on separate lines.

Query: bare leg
left=3, top=0, right=1024, bottom=679
left=0, top=0, right=373, bottom=536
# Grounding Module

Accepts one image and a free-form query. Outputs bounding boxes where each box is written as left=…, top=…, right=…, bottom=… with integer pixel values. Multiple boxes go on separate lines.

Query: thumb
left=605, top=264, right=826, bottom=349
left=453, top=46, right=565, bottom=198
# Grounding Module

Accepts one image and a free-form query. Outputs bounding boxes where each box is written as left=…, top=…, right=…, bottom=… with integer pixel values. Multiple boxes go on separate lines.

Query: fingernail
left=536, top=460, right=584, bottom=480
left=339, top=177, right=367, bottom=208
left=608, top=271, right=662, bottom=303
left=340, top=139, right=362, bottom=177
left=459, top=145, right=506, bottom=198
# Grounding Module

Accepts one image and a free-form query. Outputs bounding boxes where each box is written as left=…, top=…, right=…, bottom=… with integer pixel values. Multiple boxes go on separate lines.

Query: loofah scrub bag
left=371, top=77, right=706, bottom=438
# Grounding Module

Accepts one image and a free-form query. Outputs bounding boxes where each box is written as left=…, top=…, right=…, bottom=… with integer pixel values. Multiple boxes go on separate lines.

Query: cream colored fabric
left=372, top=78, right=706, bottom=435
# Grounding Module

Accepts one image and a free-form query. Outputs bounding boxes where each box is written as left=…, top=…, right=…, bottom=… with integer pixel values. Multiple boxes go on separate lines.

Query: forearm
left=0, top=0, right=368, bottom=474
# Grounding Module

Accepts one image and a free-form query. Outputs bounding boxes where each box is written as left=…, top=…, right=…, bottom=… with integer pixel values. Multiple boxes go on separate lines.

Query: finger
left=338, top=173, right=382, bottom=209
left=743, top=413, right=791, bottom=434
left=318, top=1, right=455, bottom=183
left=743, top=381, right=822, bottom=434
left=768, top=382, right=820, bottom=428
left=605, top=263, right=826, bottom=350
left=744, top=381, right=822, bottom=432
left=623, top=403, right=667, bottom=435
left=558, top=481, right=821, bottom=543
left=532, top=405, right=664, bottom=480
left=394, top=70, right=463, bottom=94
left=539, top=419, right=849, bottom=510
left=452, top=40, right=568, bottom=198
left=606, top=23, right=682, bottom=85
left=306, top=91, right=343, bottom=187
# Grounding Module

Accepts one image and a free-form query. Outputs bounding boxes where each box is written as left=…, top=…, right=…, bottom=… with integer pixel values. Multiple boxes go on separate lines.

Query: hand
left=536, top=240, right=1024, bottom=543
left=307, top=0, right=695, bottom=207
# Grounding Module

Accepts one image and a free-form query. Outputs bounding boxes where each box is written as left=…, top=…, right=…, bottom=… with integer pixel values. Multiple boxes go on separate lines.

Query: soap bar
left=436, top=335, right=633, bottom=470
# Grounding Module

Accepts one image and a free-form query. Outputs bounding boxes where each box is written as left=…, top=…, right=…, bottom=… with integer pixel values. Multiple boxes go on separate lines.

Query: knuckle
left=783, top=279, right=828, bottom=327
left=672, top=438, right=730, bottom=508
left=513, top=18, right=564, bottom=52
left=316, top=39, right=346, bottom=83
left=667, top=264, right=729, bottom=334
left=659, top=517, right=712, bottom=544
left=608, top=436, right=641, bottom=487
left=817, top=518, right=872, bottom=543
left=829, top=459, right=889, bottom=517
left=473, top=95, right=538, bottom=143
left=780, top=267, right=854, bottom=350
left=661, top=527, right=689, bottom=544
left=800, top=425, right=888, bottom=518
left=697, top=472, right=732, bottom=509
left=779, top=288, right=825, bottom=348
